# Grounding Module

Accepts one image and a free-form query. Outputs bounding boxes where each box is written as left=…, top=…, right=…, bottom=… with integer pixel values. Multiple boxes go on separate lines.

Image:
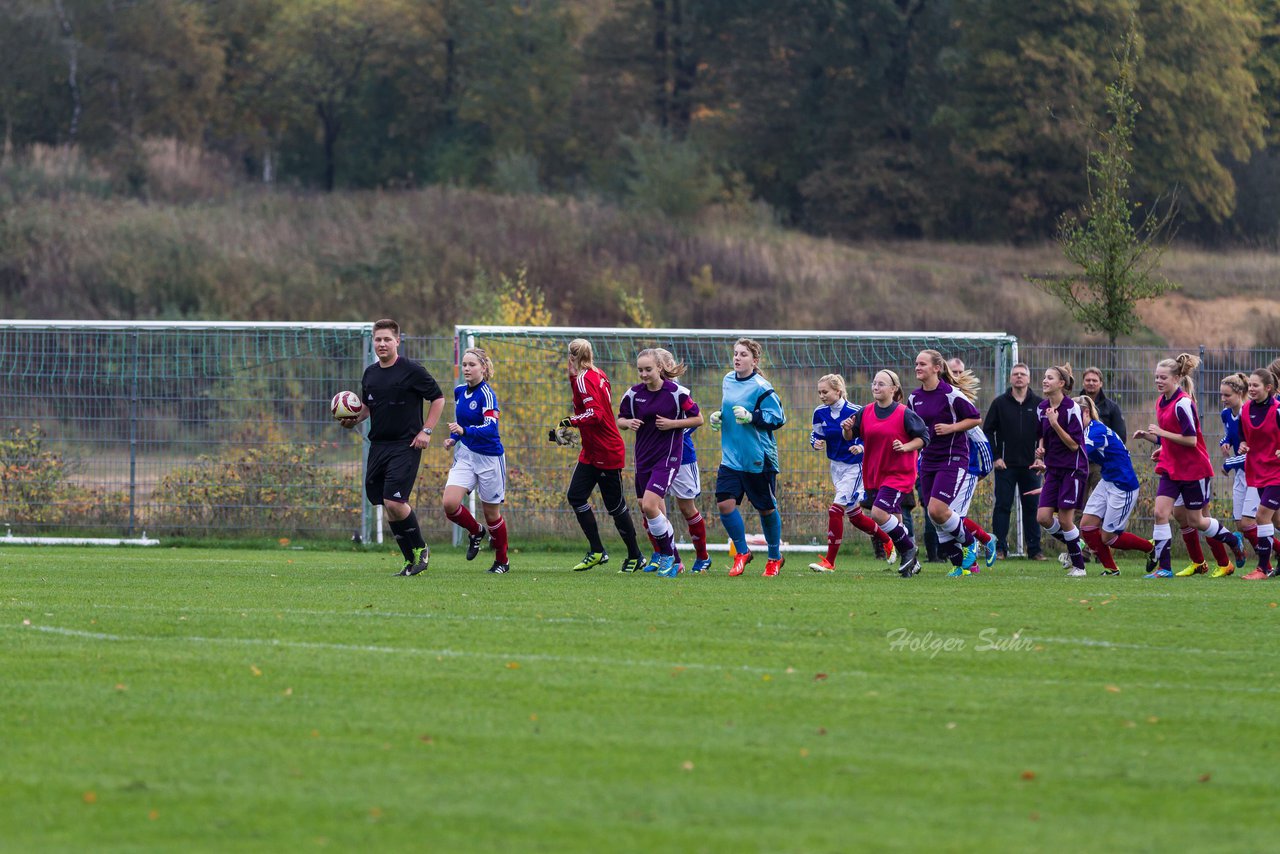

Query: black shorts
left=715, top=465, right=777, bottom=512
left=566, top=462, right=628, bottom=515
left=366, top=442, right=422, bottom=506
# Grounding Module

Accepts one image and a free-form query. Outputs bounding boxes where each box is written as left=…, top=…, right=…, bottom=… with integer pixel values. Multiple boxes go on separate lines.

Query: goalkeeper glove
left=732, top=405, right=752, bottom=425
left=708, top=410, right=722, bottom=431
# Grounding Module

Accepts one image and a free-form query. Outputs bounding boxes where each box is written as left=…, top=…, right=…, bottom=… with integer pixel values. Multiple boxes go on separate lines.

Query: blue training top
left=453, top=381, right=503, bottom=456
left=811, top=400, right=863, bottom=465
left=1084, top=420, right=1138, bottom=491
left=1220, top=406, right=1246, bottom=474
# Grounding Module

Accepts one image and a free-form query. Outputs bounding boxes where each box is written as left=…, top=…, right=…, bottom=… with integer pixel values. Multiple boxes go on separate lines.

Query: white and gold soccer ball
left=330, top=390, right=364, bottom=419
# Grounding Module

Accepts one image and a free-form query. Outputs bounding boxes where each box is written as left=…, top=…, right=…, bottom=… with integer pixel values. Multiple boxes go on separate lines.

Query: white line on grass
left=15, top=624, right=830, bottom=677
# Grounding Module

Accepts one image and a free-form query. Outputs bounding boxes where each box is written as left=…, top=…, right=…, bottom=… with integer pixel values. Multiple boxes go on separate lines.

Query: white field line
left=9, top=624, right=1274, bottom=695
left=12, top=624, right=837, bottom=677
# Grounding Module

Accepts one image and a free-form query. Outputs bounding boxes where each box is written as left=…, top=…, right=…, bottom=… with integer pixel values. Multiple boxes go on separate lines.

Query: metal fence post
left=127, top=329, right=139, bottom=536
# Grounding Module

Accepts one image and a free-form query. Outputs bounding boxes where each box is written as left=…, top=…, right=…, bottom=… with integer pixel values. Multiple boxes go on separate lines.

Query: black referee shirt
left=361, top=356, right=444, bottom=443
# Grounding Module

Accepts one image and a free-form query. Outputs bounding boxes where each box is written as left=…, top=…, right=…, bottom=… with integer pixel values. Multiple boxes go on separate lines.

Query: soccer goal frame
left=455, top=325, right=1020, bottom=554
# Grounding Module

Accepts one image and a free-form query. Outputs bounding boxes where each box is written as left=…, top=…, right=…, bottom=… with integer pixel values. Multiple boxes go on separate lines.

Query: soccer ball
left=330, top=390, right=363, bottom=419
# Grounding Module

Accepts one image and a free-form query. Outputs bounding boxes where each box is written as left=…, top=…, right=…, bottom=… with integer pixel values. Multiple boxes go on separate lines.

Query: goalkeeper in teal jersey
left=711, top=337, right=787, bottom=577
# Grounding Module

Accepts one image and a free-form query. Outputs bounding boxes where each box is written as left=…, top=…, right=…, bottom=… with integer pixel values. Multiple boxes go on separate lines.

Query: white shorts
left=446, top=444, right=506, bottom=504
left=1083, top=480, right=1139, bottom=533
left=953, top=470, right=980, bottom=517
left=1231, top=470, right=1260, bottom=520
left=830, top=460, right=865, bottom=507
left=670, top=461, right=701, bottom=500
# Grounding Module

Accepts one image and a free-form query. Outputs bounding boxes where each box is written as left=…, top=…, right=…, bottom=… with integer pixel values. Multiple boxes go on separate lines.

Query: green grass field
left=3, top=544, right=1277, bottom=852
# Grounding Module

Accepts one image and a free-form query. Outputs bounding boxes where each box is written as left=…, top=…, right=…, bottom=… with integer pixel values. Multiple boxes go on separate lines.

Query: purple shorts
left=920, top=467, right=965, bottom=506
left=1260, top=484, right=1280, bottom=512
left=635, top=466, right=679, bottom=500
left=871, top=486, right=908, bottom=516
left=1157, top=475, right=1210, bottom=510
left=1039, top=467, right=1087, bottom=510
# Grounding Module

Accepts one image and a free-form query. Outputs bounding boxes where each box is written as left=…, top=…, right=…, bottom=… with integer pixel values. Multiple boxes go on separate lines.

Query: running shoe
left=808, top=557, right=836, bottom=573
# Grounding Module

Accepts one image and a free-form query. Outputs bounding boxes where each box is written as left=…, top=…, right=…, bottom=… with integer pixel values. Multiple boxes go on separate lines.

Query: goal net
left=456, top=325, right=1018, bottom=553
left=0, top=321, right=456, bottom=544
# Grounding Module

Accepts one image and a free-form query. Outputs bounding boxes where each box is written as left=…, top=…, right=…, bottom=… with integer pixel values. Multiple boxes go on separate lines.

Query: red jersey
left=1241, top=396, right=1280, bottom=488
left=1154, top=389, right=1213, bottom=481
left=858, top=401, right=919, bottom=493
left=568, top=367, right=626, bottom=470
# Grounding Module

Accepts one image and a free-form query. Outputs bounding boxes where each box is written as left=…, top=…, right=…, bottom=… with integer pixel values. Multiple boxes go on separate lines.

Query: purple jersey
left=907, top=381, right=981, bottom=473
left=1038, top=396, right=1088, bottom=474
left=619, top=380, right=700, bottom=473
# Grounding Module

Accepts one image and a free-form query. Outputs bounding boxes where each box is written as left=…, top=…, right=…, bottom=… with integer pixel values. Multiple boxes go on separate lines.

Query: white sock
left=647, top=513, right=671, bottom=539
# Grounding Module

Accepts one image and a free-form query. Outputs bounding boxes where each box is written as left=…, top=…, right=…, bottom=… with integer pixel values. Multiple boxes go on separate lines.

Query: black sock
left=574, top=505, right=604, bottom=554
left=401, top=509, right=426, bottom=550
left=387, top=518, right=415, bottom=562
left=612, top=509, right=643, bottom=559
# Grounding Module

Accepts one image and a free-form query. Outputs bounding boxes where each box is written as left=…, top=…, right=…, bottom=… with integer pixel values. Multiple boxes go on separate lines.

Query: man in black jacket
left=983, top=362, right=1044, bottom=559
left=1082, top=367, right=1127, bottom=492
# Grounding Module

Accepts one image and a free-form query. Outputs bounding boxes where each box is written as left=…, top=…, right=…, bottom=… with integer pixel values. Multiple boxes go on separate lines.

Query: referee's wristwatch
left=420, top=427, right=433, bottom=435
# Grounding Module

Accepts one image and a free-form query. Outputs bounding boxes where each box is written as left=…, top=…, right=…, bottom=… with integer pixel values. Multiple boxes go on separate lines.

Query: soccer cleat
left=763, top=557, right=785, bottom=577
left=728, top=551, right=754, bottom=576
left=1174, top=561, right=1208, bottom=577
left=1242, top=568, right=1270, bottom=580
left=1231, top=531, right=1247, bottom=569
left=655, top=554, right=678, bottom=577
left=1144, top=542, right=1159, bottom=574
left=642, top=552, right=662, bottom=573
left=572, top=551, right=609, bottom=571
left=466, top=526, right=487, bottom=561
left=1067, top=567, right=1087, bottom=577
left=1099, top=568, right=1121, bottom=577
left=897, top=544, right=920, bottom=577
left=946, top=566, right=971, bottom=577
left=1058, top=553, right=1072, bottom=569
left=404, top=546, right=430, bottom=576
left=808, top=557, right=836, bottom=573
left=883, top=539, right=896, bottom=565
left=394, top=563, right=412, bottom=577
left=984, top=540, right=998, bottom=568
left=618, top=556, right=643, bottom=574
left=487, top=561, right=510, bottom=574
left=1209, top=565, right=1234, bottom=578
left=1143, top=568, right=1174, bottom=578
left=690, top=557, right=712, bottom=573
left=960, top=541, right=979, bottom=571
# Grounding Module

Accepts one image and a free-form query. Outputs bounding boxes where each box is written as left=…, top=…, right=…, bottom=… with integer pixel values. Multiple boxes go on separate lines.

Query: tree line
left=2, top=0, right=1275, bottom=243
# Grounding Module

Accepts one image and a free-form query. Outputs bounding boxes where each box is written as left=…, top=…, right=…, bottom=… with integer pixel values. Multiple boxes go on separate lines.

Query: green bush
left=152, top=442, right=361, bottom=536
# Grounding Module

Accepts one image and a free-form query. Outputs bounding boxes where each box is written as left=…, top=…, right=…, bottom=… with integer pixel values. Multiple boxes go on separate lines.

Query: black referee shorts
left=366, top=442, right=422, bottom=506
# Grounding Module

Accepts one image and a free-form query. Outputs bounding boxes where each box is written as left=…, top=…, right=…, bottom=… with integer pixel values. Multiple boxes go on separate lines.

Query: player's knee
left=1035, top=509, right=1054, bottom=528
left=441, top=497, right=460, bottom=515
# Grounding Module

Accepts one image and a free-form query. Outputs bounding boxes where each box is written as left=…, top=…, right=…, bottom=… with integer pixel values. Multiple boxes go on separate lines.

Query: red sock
left=1181, top=527, right=1206, bottom=564
left=1112, top=531, right=1153, bottom=552
left=642, top=517, right=659, bottom=553
left=1241, top=525, right=1258, bottom=548
left=684, top=512, right=708, bottom=560
left=488, top=516, right=508, bottom=563
left=849, top=507, right=891, bottom=549
left=1081, top=527, right=1115, bottom=570
left=963, top=517, right=992, bottom=544
left=445, top=504, right=482, bottom=536
left=1205, top=534, right=1230, bottom=568
left=826, top=504, right=845, bottom=564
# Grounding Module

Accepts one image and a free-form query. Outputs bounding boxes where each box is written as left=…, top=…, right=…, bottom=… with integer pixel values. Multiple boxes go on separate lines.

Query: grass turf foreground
left=2, top=546, right=1276, bottom=852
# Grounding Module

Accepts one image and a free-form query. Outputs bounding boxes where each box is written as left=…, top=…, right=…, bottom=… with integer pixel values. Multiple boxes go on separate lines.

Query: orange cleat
left=808, top=557, right=836, bottom=573
left=763, top=556, right=785, bottom=577
left=728, top=551, right=753, bottom=577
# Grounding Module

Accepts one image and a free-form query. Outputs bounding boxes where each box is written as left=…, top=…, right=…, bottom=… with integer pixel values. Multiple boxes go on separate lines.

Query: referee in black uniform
left=339, top=319, right=445, bottom=575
